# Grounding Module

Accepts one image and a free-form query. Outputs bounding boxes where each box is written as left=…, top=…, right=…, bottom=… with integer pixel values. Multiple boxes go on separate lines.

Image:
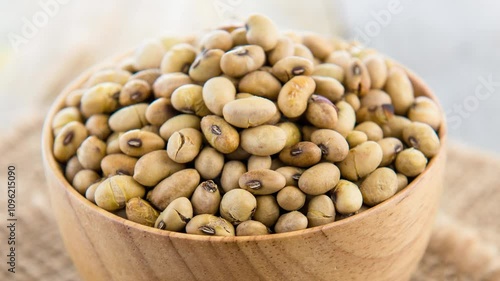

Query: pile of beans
left=52, top=14, right=441, bottom=236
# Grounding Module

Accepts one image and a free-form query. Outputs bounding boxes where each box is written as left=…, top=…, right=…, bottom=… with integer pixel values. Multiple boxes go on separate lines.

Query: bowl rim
left=42, top=52, right=448, bottom=242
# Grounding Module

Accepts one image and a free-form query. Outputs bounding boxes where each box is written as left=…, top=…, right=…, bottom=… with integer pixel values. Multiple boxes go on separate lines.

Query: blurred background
left=1, top=1, right=500, bottom=280
left=1, top=0, right=500, bottom=152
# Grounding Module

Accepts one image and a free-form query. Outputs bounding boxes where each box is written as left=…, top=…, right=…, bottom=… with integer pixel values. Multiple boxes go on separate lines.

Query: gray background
left=1, top=0, right=499, bottom=153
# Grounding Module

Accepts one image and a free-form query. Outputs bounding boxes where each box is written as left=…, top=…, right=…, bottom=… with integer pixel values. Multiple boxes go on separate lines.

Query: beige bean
left=240, top=125, right=287, bottom=156
left=360, top=167, right=398, bottom=206
left=141, top=125, right=159, bottom=135
left=171, top=84, right=211, bottom=117
left=355, top=121, right=383, bottom=141
left=119, top=79, right=151, bottom=106
left=155, top=197, right=193, bottom=231
left=166, top=128, right=203, bottom=163
left=145, top=98, right=176, bottom=126
left=126, top=198, right=160, bottom=227
left=302, top=33, right=334, bottom=60
left=201, top=30, right=233, bottom=51
left=200, top=115, right=239, bottom=154
left=186, top=214, right=234, bottom=236
left=236, top=220, right=269, bottom=236
left=310, top=129, right=349, bottom=162
left=278, top=76, right=316, bottom=118
left=408, top=96, right=442, bottom=130
left=345, top=58, right=371, bottom=96
left=220, top=160, right=247, bottom=193
left=85, top=114, right=111, bottom=140
left=305, top=95, right=339, bottom=129
left=381, top=115, right=412, bottom=139
left=238, top=71, right=282, bottom=100
left=362, top=55, right=387, bottom=90
left=95, top=175, right=146, bottom=211
left=267, top=36, right=295, bottom=65
left=65, top=156, right=83, bottom=183
left=202, top=76, right=236, bottom=116
left=360, top=89, right=392, bottom=108
left=159, top=114, right=200, bottom=141
left=239, top=169, right=286, bottom=195
left=377, top=137, right=404, bottom=167
left=384, top=66, right=414, bottom=115
left=338, top=141, right=383, bottom=181
left=85, top=179, right=103, bottom=204
left=307, top=195, right=336, bottom=227
left=277, top=186, right=306, bottom=211
left=159, top=35, right=196, bottom=51
left=331, top=180, right=363, bottom=215
left=191, top=180, right=221, bottom=215
left=194, top=147, right=225, bottom=179
left=231, top=27, right=248, bottom=46
left=72, top=169, right=101, bottom=195
left=54, top=121, right=88, bottom=163
left=220, top=45, right=266, bottom=77
left=402, top=122, right=440, bottom=158
left=298, top=162, right=340, bottom=195
left=147, top=169, right=200, bottom=210
left=312, top=63, right=345, bottom=82
left=109, top=103, right=148, bottom=132
left=80, top=82, right=121, bottom=117
left=133, top=39, right=166, bottom=70
left=396, top=173, right=409, bottom=192
left=133, top=150, right=185, bottom=186
left=160, top=43, right=197, bottom=74
left=274, top=211, right=308, bottom=233
left=356, top=104, right=395, bottom=125
left=346, top=130, right=368, bottom=148
left=312, top=76, right=345, bottom=103
left=275, top=166, right=304, bottom=187
left=272, top=56, right=314, bottom=83
left=276, top=122, right=301, bottom=148
left=245, top=14, right=279, bottom=51
left=279, top=142, right=322, bottom=168
left=101, top=154, right=137, bottom=177
left=248, top=155, right=272, bottom=171
left=85, top=69, right=131, bottom=87
left=325, top=50, right=351, bottom=70
left=65, top=89, right=84, bottom=107
left=301, top=125, right=319, bottom=142
left=225, top=145, right=252, bottom=161
left=153, top=72, right=193, bottom=99
left=235, top=93, right=254, bottom=99
left=222, top=96, right=277, bottom=128
left=333, top=101, right=356, bottom=137
left=344, top=93, right=361, bottom=111
left=119, top=129, right=165, bottom=157
left=52, top=107, right=82, bottom=135
left=75, top=136, right=106, bottom=170
left=395, top=148, right=428, bottom=177
left=293, top=43, right=314, bottom=62
left=253, top=195, right=280, bottom=228
left=189, top=49, right=224, bottom=82
left=106, top=132, right=123, bottom=154
left=220, top=189, right=257, bottom=224
left=129, top=69, right=162, bottom=86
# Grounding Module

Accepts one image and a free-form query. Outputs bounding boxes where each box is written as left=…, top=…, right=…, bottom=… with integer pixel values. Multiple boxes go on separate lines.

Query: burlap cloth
left=1, top=55, right=499, bottom=281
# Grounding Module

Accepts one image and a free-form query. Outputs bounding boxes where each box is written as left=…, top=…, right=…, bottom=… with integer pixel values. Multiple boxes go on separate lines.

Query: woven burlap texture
left=0, top=111, right=499, bottom=281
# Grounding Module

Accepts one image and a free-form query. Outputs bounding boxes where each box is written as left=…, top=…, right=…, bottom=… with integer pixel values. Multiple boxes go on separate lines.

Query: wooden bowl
left=42, top=54, right=447, bottom=281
